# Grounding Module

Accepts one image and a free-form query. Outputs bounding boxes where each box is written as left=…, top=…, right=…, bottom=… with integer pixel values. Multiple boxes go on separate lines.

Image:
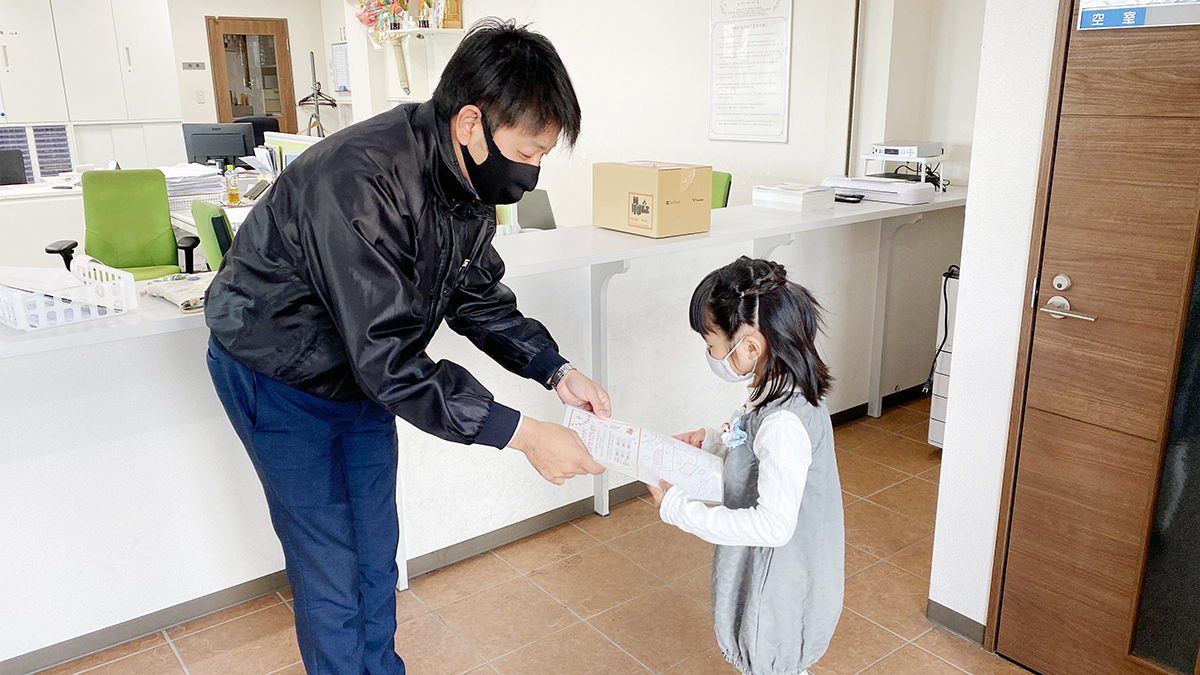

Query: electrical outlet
left=196, top=90, right=205, bottom=104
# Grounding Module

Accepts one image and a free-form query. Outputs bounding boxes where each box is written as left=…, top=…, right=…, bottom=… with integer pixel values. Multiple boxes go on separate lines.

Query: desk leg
left=868, top=215, right=923, bottom=418
left=753, top=233, right=798, bottom=260
left=590, top=260, right=630, bottom=515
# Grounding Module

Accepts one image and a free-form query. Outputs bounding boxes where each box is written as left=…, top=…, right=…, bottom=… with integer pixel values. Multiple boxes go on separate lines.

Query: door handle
left=1039, top=295, right=1096, bottom=322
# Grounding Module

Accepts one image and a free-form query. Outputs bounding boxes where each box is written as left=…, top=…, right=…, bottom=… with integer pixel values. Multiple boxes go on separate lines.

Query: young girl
left=647, top=256, right=843, bottom=675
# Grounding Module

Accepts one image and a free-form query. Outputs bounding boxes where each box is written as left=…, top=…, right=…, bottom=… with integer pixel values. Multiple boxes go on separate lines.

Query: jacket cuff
left=525, top=347, right=568, bottom=389
left=476, top=401, right=522, bottom=448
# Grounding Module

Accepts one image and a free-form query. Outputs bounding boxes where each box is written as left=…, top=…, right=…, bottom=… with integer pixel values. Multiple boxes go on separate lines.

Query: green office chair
left=190, top=200, right=235, bottom=270
left=712, top=171, right=732, bottom=209
left=46, top=169, right=199, bottom=281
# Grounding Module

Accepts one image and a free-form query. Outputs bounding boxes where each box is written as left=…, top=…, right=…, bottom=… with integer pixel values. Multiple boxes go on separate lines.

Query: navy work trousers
left=207, top=337, right=406, bottom=675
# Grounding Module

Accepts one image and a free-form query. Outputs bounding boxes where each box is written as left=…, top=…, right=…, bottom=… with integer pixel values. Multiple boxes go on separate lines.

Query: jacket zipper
left=422, top=209, right=491, bottom=339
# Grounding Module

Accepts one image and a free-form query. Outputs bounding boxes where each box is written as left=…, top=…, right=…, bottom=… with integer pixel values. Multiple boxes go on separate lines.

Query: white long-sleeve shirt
left=659, top=410, right=813, bottom=547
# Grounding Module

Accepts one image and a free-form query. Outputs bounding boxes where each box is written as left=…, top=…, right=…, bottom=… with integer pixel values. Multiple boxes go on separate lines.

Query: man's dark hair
left=433, top=18, right=581, bottom=147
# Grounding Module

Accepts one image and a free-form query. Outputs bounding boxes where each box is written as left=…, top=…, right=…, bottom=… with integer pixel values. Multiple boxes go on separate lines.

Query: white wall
left=464, top=0, right=856, bottom=225
left=929, top=0, right=1059, bottom=626
left=167, top=0, right=328, bottom=132
left=851, top=0, right=985, bottom=187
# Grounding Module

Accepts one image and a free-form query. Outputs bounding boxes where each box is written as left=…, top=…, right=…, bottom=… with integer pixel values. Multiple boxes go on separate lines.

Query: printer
left=821, top=176, right=936, bottom=205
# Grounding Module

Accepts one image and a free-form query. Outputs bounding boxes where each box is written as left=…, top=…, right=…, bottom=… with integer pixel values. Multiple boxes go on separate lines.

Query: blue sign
left=1080, top=6, right=1148, bottom=29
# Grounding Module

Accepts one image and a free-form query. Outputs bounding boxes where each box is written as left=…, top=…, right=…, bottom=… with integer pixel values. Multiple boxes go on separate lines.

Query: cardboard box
left=593, top=161, right=712, bottom=238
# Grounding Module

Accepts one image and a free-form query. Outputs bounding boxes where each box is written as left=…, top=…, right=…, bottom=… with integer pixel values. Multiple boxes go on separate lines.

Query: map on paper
left=563, top=407, right=723, bottom=504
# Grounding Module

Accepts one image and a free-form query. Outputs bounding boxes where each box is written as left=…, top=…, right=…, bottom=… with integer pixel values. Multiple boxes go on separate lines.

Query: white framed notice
left=709, top=0, right=793, bottom=143
left=331, top=42, right=351, bottom=92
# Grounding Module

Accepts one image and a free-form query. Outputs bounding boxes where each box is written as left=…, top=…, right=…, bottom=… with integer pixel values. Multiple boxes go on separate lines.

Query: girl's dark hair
left=689, top=257, right=833, bottom=408
left=432, top=18, right=581, bottom=147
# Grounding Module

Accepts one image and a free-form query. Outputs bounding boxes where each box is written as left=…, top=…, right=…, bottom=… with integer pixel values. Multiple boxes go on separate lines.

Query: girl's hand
left=646, top=480, right=674, bottom=507
left=672, top=429, right=706, bottom=448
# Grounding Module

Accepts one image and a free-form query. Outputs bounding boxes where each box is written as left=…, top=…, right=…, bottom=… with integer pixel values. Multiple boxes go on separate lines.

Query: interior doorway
left=989, top=1, right=1200, bottom=674
left=205, top=16, right=297, bottom=134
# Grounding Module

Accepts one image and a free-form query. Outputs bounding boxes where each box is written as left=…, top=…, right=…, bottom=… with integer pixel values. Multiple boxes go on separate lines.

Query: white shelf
left=380, top=28, right=465, bottom=39
left=860, top=154, right=945, bottom=163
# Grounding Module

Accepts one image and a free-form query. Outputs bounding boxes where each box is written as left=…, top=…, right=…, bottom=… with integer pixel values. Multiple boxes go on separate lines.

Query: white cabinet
left=111, top=0, right=181, bottom=120
left=0, top=0, right=69, bottom=123
left=50, top=0, right=127, bottom=122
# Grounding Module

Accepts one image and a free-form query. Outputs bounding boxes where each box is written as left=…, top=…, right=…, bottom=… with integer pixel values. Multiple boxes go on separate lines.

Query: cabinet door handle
left=2, top=45, right=9, bottom=71
left=125, top=46, right=132, bottom=71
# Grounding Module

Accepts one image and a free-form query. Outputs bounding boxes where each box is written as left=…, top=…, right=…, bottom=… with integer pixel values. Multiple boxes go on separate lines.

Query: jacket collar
left=411, top=100, right=482, bottom=209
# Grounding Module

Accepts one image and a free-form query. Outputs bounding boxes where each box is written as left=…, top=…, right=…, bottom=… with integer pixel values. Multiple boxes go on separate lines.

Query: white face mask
left=706, top=335, right=757, bottom=383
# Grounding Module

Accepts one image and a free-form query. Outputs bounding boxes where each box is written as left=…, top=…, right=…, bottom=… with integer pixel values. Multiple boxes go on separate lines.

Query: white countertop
left=0, top=183, right=82, bottom=202
left=0, top=187, right=966, bottom=359
left=495, top=188, right=966, bottom=279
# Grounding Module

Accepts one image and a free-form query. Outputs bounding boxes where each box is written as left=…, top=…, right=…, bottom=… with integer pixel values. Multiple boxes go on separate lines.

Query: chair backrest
left=0, top=149, right=26, bottom=185
left=496, top=204, right=514, bottom=228
left=234, top=116, right=281, bottom=147
left=712, top=171, right=732, bottom=209
left=81, top=169, right=177, bottom=270
left=191, top=200, right=234, bottom=270
left=516, top=189, right=556, bottom=230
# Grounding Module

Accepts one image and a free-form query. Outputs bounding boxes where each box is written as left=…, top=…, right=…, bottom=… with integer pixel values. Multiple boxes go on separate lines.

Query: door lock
left=1039, top=295, right=1096, bottom=322
left=1052, top=274, right=1072, bottom=291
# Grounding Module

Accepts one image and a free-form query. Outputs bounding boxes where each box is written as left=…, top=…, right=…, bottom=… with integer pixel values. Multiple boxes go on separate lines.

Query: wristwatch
left=548, top=362, right=575, bottom=389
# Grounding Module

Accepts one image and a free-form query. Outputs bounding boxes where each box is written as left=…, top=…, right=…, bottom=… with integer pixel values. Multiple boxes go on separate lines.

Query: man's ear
left=453, top=105, right=483, bottom=146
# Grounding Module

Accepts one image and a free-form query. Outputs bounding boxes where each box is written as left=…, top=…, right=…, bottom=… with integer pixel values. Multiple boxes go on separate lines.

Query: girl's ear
left=743, top=328, right=768, bottom=360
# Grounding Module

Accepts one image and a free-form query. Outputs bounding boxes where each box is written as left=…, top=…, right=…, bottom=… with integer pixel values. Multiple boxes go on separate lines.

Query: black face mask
left=460, top=117, right=540, bottom=205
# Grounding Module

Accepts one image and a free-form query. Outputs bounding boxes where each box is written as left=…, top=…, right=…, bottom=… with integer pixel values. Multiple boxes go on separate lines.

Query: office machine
left=183, top=123, right=255, bottom=167
left=821, top=176, right=936, bottom=205
left=869, top=140, right=943, bottom=158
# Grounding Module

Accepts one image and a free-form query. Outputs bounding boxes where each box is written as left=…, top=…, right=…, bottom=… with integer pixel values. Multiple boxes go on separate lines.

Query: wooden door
left=205, top=17, right=296, bottom=134
left=995, top=3, right=1200, bottom=675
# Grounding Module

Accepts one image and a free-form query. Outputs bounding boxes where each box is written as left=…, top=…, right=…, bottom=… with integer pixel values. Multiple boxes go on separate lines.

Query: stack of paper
left=752, top=183, right=835, bottom=212
left=563, top=406, right=724, bottom=504
left=158, top=163, right=224, bottom=197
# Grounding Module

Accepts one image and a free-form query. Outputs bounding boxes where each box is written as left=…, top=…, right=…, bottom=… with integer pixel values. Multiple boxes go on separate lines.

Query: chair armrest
left=177, top=235, right=200, bottom=274
left=45, top=240, right=78, bottom=271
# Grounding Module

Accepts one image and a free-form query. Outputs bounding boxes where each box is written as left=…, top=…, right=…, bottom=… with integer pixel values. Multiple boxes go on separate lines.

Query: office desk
left=0, top=184, right=85, bottom=268
left=0, top=188, right=966, bottom=670
left=169, top=204, right=254, bottom=234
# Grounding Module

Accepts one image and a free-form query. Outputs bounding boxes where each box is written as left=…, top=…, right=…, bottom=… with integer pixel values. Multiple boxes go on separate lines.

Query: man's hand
left=509, top=418, right=606, bottom=485
left=647, top=480, right=674, bottom=508
left=556, top=370, right=612, bottom=419
left=672, top=429, right=706, bottom=448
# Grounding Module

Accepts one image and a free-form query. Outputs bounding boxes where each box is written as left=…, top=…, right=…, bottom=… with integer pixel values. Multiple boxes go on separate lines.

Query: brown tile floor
left=34, top=399, right=1033, bottom=675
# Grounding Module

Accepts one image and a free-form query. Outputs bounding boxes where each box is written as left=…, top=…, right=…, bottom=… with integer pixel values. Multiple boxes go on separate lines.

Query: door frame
left=204, top=16, right=298, bottom=134
left=984, top=1, right=1200, bottom=670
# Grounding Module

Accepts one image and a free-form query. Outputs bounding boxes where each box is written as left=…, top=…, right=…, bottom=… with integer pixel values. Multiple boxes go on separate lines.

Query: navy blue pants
left=207, top=337, right=406, bottom=675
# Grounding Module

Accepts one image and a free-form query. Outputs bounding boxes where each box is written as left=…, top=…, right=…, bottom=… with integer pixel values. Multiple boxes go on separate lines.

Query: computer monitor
left=183, top=123, right=255, bottom=167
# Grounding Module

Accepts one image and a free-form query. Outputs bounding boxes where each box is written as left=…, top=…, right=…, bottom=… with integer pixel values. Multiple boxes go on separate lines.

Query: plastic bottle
left=225, top=164, right=241, bottom=206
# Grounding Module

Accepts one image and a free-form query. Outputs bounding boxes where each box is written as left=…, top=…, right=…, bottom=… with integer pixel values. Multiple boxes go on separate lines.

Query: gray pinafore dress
left=711, top=394, right=844, bottom=675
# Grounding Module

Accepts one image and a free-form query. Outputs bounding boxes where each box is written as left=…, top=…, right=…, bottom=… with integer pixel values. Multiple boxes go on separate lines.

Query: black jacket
left=205, top=101, right=566, bottom=448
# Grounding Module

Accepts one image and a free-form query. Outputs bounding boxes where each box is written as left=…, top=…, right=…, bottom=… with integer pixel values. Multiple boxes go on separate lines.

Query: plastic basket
left=0, top=259, right=138, bottom=332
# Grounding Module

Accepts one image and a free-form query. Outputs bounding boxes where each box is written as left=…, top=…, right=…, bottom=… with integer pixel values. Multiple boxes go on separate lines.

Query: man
left=204, top=20, right=606, bottom=675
